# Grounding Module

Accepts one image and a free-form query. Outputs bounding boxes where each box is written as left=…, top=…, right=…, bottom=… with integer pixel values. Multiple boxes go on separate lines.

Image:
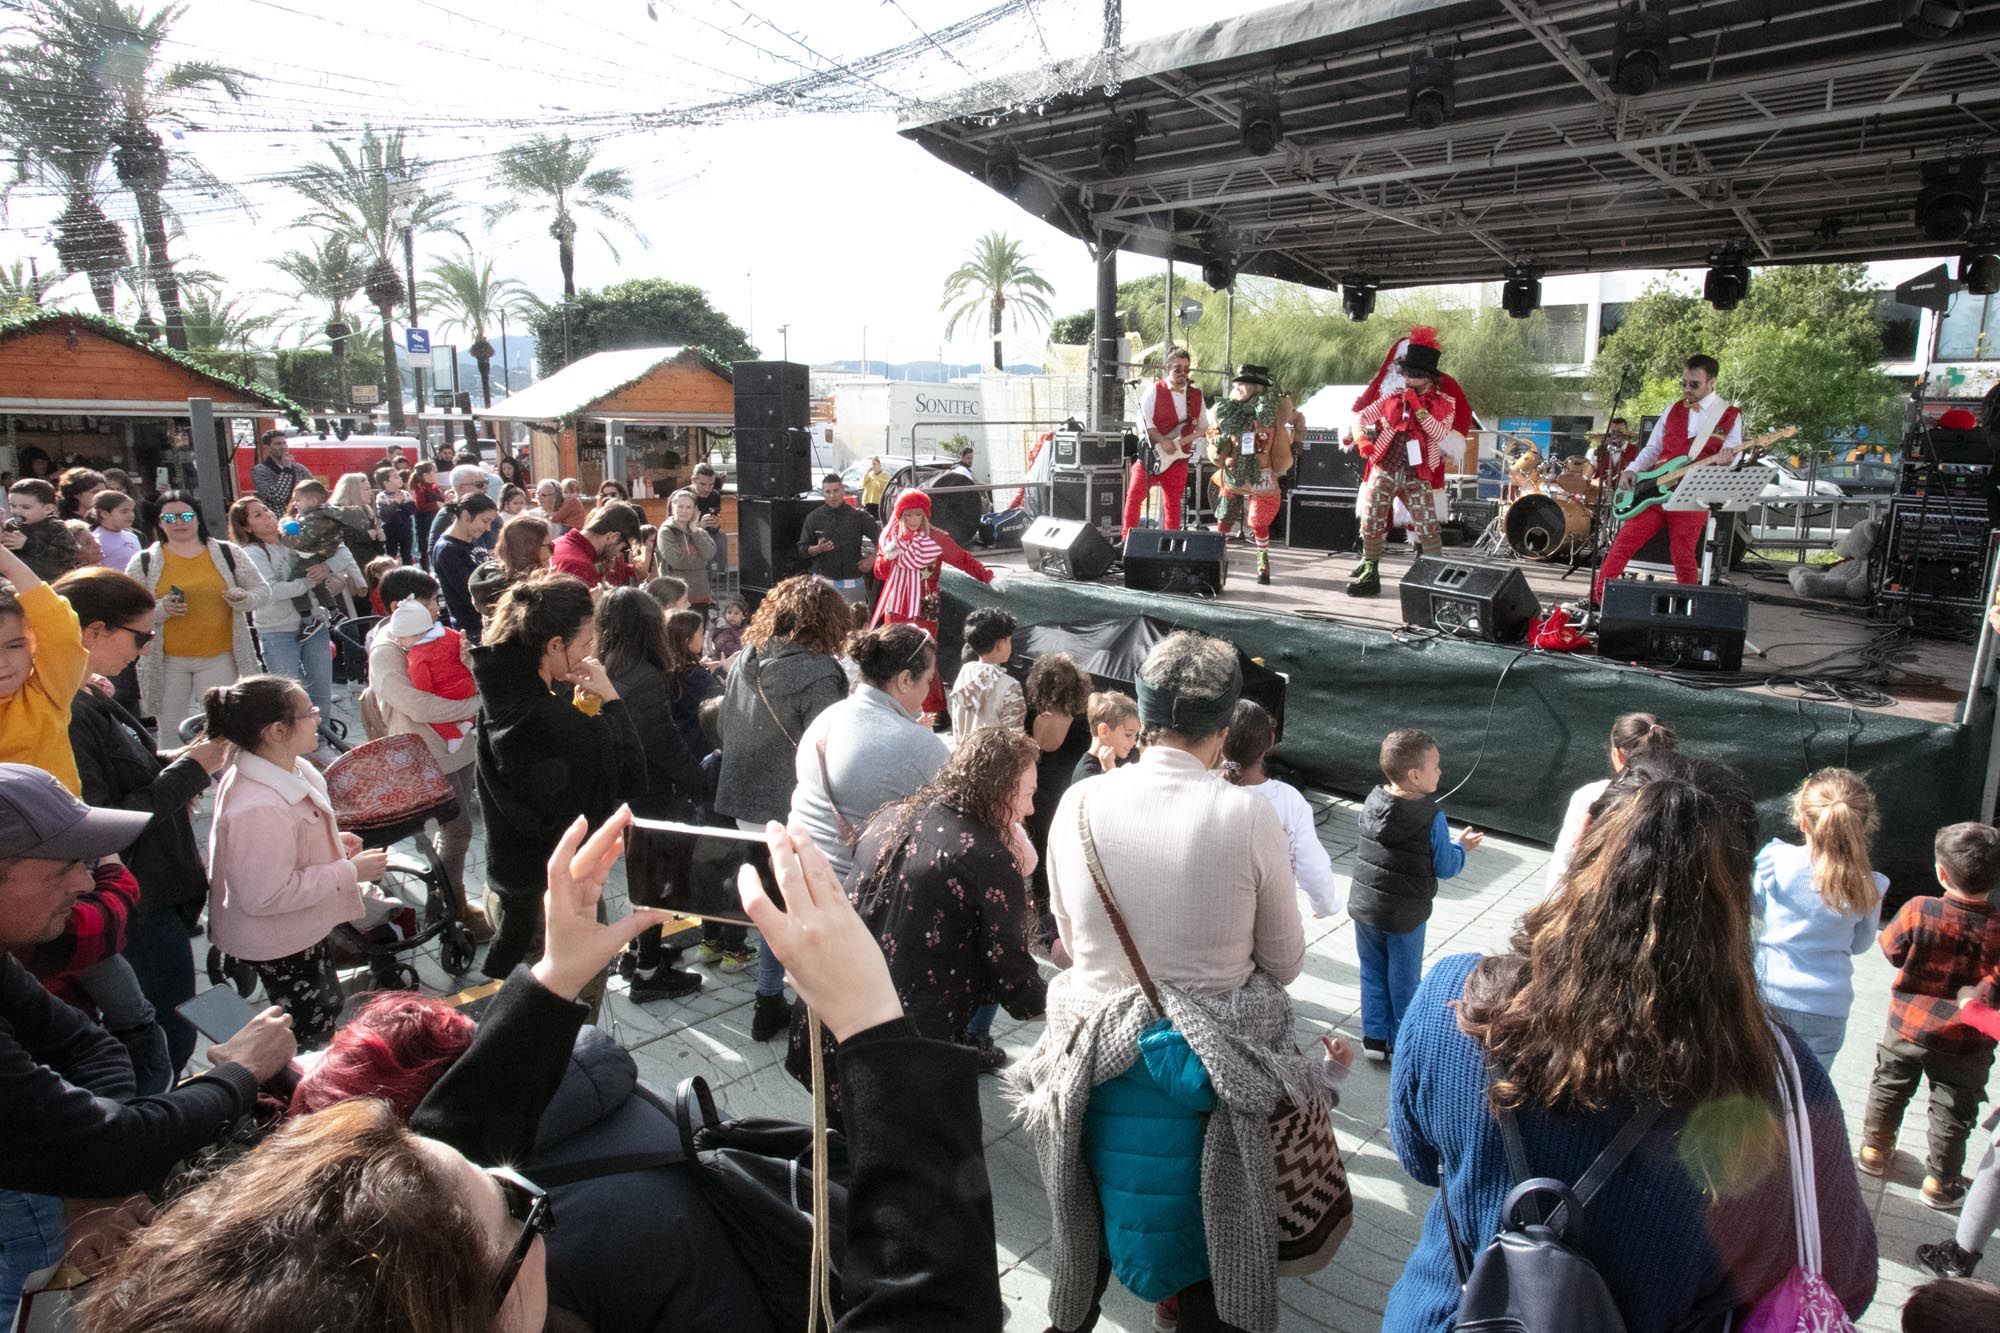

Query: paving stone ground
left=201, top=685, right=1965, bottom=1331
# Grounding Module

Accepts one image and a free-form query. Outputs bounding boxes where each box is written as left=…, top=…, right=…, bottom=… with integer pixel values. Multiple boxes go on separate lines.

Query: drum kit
left=1479, top=432, right=1616, bottom=565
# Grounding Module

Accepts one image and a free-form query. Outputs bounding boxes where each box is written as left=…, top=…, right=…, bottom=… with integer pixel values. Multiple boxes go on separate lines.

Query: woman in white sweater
left=228, top=497, right=361, bottom=746
left=1544, top=711, right=1677, bottom=895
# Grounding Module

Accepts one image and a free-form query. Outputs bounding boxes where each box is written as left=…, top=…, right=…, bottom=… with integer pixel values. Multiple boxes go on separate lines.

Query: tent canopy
left=901, top=0, right=2000, bottom=291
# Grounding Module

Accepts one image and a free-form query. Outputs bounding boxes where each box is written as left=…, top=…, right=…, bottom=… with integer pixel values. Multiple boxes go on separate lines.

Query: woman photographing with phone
left=124, top=491, right=267, bottom=733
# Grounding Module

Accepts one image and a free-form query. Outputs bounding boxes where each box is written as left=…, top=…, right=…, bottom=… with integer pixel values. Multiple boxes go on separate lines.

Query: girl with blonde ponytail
left=1753, top=767, right=1888, bottom=1067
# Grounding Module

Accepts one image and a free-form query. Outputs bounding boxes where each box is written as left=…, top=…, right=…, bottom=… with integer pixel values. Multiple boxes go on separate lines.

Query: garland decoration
left=1213, top=389, right=1279, bottom=436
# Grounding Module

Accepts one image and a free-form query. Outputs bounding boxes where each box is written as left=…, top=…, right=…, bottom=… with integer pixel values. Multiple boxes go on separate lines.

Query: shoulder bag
left=1074, top=793, right=1353, bottom=1275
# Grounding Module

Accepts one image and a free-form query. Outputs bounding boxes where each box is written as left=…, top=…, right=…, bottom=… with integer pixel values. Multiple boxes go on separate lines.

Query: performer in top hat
left=1348, top=336, right=1459, bottom=597
left=1591, top=354, right=1741, bottom=600
left=1122, top=346, right=1206, bottom=536
left=1210, top=364, right=1300, bottom=585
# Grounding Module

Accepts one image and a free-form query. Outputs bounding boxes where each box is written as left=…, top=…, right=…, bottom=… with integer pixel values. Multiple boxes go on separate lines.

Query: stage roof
left=900, top=0, right=2000, bottom=291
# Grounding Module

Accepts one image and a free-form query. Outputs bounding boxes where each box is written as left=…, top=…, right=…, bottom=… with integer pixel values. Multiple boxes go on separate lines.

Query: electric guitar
left=1610, top=426, right=1798, bottom=522
left=1143, top=416, right=1199, bottom=475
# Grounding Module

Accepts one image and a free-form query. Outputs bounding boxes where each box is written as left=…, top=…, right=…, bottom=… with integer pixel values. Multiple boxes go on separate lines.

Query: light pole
left=778, top=322, right=790, bottom=361
left=389, top=174, right=424, bottom=443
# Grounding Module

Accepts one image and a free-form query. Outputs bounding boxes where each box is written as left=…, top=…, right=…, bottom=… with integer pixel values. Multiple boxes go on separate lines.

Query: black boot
left=751, top=991, right=792, bottom=1041
left=1347, top=560, right=1381, bottom=597
left=1256, top=551, right=1271, bottom=585
left=1916, top=1238, right=1982, bottom=1278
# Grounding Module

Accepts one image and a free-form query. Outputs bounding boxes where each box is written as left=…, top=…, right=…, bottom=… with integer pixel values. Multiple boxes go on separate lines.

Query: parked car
left=1755, top=456, right=1845, bottom=500
left=1810, top=458, right=1901, bottom=496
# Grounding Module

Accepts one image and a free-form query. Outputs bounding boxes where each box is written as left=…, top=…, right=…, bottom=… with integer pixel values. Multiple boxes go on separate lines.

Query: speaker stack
left=733, top=360, right=811, bottom=499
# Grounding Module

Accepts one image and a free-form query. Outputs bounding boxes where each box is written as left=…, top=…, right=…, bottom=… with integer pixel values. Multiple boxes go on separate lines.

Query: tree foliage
left=524, top=278, right=755, bottom=376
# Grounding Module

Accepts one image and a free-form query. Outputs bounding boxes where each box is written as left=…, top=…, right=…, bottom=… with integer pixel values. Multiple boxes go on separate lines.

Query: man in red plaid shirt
left=1859, top=821, right=2000, bottom=1210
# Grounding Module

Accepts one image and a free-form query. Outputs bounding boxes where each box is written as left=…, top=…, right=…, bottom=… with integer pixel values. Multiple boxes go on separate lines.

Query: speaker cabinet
left=737, top=496, right=818, bottom=592
left=1598, top=580, right=1749, bottom=671
left=1294, top=434, right=1364, bottom=490
left=1286, top=487, right=1361, bottom=552
left=1123, top=528, right=1227, bottom=594
left=735, top=454, right=811, bottom=499
left=1399, top=556, right=1540, bottom=643
left=734, top=394, right=810, bottom=431
left=1050, top=465, right=1123, bottom=536
left=732, top=360, right=808, bottom=398
left=1023, top=516, right=1116, bottom=582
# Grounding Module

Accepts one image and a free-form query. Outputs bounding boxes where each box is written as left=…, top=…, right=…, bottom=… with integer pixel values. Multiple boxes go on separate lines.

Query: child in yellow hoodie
left=0, top=540, right=89, bottom=792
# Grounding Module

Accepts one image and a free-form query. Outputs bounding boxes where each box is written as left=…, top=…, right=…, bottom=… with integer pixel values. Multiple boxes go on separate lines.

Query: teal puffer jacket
left=1080, top=1018, right=1216, bottom=1302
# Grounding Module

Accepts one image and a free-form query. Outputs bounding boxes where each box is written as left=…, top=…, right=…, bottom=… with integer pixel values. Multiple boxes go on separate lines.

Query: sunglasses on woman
left=160, top=511, right=198, bottom=524
left=486, top=1166, right=553, bottom=1308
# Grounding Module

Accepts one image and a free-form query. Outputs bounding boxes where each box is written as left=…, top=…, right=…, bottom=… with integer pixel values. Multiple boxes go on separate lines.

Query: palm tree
left=286, top=127, right=458, bottom=430
left=10, top=0, right=250, bottom=351
left=178, top=289, right=273, bottom=351
left=488, top=135, right=640, bottom=300
left=270, top=235, right=369, bottom=407
left=0, top=259, right=65, bottom=317
left=420, top=253, right=530, bottom=407
left=941, top=231, right=1056, bottom=371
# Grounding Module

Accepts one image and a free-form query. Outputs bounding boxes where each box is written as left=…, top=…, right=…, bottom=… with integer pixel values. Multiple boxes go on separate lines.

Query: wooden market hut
left=0, top=312, right=295, bottom=491
left=475, top=347, right=734, bottom=520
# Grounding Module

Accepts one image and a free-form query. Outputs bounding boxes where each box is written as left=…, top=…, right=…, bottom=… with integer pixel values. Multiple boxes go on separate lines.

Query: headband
left=1136, top=656, right=1243, bottom=737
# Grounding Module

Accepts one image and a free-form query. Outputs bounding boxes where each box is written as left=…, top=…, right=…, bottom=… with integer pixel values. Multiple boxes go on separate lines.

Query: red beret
left=1939, top=408, right=1979, bottom=430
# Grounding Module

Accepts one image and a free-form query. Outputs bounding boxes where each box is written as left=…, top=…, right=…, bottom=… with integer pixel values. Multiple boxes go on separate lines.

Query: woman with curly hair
left=788, top=725, right=1044, bottom=1106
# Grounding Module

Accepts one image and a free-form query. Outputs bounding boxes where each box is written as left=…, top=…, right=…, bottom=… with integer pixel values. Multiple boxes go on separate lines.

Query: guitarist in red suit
left=1348, top=338, right=1457, bottom=597
left=1122, top=346, right=1205, bottom=535
left=1593, top=355, right=1742, bottom=601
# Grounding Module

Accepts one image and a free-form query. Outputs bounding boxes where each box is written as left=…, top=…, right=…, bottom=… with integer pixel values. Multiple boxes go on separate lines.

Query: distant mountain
left=819, top=357, right=1043, bottom=380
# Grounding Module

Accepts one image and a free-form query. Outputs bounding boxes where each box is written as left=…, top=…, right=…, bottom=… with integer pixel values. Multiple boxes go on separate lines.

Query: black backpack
left=1441, top=1102, right=1662, bottom=1333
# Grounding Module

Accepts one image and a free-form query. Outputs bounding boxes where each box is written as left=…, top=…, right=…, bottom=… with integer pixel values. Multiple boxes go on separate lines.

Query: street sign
left=350, top=384, right=380, bottom=405
left=431, top=346, right=455, bottom=378
left=432, top=391, right=454, bottom=408
left=405, top=327, right=431, bottom=354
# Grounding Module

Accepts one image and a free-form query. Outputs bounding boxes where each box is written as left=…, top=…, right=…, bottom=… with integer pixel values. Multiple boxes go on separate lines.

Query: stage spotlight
left=1962, top=251, right=2000, bottom=297
left=1916, top=159, right=1987, bottom=243
left=1098, top=114, right=1141, bottom=176
left=1239, top=90, right=1284, bottom=157
left=1703, top=257, right=1751, bottom=311
left=1899, top=0, right=1967, bottom=39
left=1609, top=2, right=1670, bottom=96
left=1501, top=271, right=1541, bottom=318
left=1407, top=53, right=1456, bottom=130
left=1200, top=256, right=1236, bottom=290
left=982, top=148, right=1021, bottom=196
left=1342, top=280, right=1377, bottom=322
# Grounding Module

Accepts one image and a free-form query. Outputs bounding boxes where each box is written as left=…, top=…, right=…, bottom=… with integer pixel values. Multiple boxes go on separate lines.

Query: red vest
left=1660, top=399, right=1741, bottom=463
left=1152, top=380, right=1203, bottom=437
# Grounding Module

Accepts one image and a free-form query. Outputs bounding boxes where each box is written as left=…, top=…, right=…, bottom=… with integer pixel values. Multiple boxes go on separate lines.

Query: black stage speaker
left=1050, top=465, right=1123, bottom=535
left=737, top=496, right=817, bottom=592
left=1123, top=528, right=1227, bottom=594
left=1286, top=488, right=1360, bottom=552
left=735, top=455, right=811, bottom=499
left=1023, top=516, right=1116, bottom=581
left=1399, top=555, right=1540, bottom=643
left=733, top=360, right=809, bottom=454
left=733, top=360, right=808, bottom=398
left=1294, top=434, right=1364, bottom=490
left=1598, top=580, right=1749, bottom=671
left=734, top=394, right=811, bottom=431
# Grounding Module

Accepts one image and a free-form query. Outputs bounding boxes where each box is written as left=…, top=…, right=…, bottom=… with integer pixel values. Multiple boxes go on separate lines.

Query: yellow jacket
left=0, top=583, right=88, bottom=793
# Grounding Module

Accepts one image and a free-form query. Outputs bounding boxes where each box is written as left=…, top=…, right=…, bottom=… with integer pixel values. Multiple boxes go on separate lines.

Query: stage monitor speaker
left=1294, top=435, right=1364, bottom=490
left=732, top=360, right=808, bottom=398
left=1287, top=487, right=1360, bottom=552
left=1598, top=580, right=1749, bottom=671
left=1123, top=528, right=1227, bottom=594
left=1399, top=555, right=1540, bottom=643
left=736, top=496, right=817, bottom=592
left=1050, top=465, right=1123, bottom=535
left=1023, top=516, right=1116, bottom=582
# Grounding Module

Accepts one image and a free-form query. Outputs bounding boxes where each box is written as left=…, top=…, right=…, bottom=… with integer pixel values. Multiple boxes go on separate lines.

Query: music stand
left=1664, top=467, right=1766, bottom=586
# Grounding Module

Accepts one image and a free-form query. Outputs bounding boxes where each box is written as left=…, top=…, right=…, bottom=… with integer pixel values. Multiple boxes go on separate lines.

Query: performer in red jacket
left=1122, top=346, right=1205, bottom=535
left=872, top=489, right=994, bottom=715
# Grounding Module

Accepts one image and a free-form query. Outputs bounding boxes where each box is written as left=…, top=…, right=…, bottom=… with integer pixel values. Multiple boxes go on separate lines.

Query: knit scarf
left=874, top=529, right=942, bottom=623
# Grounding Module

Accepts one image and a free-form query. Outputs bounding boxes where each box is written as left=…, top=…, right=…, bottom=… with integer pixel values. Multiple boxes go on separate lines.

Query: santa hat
left=1353, top=326, right=1440, bottom=412
left=887, top=489, right=932, bottom=524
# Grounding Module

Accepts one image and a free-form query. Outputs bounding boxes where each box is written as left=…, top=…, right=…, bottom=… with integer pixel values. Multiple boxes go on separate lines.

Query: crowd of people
left=4, top=428, right=2000, bottom=1333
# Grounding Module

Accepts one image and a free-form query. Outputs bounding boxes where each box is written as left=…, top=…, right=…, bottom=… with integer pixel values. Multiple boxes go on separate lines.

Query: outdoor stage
left=943, top=542, right=1992, bottom=895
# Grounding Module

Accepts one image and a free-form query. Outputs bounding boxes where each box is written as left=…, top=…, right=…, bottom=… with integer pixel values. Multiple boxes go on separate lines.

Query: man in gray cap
left=0, top=763, right=296, bottom=1201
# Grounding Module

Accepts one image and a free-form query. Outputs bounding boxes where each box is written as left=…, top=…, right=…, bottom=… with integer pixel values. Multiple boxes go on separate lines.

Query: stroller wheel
left=369, top=962, right=422, bottom=993
left=440, top=923, right=476, bottom=977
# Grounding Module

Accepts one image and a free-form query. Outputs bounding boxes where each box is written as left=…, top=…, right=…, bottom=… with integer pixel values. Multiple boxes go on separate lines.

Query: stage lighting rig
left=1609, top=2, right=1670, bottom=96
left=1342, top=279, right=1378, bottom=322
left=1961, top=250, right=2000, bottom=297
left=1703, top=254, right=1751, bottom=311
left=1900, top=0, right=1967, bottom=39
left=1501, top=270, right=1542, bottom=319
left=1407, top=53, right=1456, bottom=130
left=1098, top=113, right=1144, bottom=176
left=1200, top=256, right=1237, bottom=290
left=982, top=148, right=1021, bottom=196
left=1239, top=90, right=1284, bottom=157
left=1916, top=159, right=1987, bottom=243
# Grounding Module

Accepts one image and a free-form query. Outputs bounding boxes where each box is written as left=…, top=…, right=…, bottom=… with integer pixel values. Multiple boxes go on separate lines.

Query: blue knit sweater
left=1386, top=954, right=1877, bottom=1333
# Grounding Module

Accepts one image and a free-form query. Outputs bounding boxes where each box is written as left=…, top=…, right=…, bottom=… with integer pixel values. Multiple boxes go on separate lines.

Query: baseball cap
left=0, top=764, right=150, bottom=861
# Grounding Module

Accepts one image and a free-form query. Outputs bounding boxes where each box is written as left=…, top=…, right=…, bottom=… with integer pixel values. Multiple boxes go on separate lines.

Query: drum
left=1503, top=493, right=1592, bottom=559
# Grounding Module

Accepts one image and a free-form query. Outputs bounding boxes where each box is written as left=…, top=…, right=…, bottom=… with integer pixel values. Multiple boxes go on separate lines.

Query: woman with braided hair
left=869, top=488, right=994, bottom=715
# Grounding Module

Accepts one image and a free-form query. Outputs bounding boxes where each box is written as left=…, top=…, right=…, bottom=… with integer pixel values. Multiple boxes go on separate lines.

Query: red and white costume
left=1350, top=328, right=1477, bottom=496
left=1354, top=386, right=1455, bottom=560
left=1122, top=375, right=1205, bottom=534
left=871, top=489, right=993, bottom=715
left=1593, top=393, right=1743, bottom=598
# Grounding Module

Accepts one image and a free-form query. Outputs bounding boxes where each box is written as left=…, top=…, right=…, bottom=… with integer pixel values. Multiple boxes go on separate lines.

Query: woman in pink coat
left=871, top=489, right=993, bottom=716
left=203, top=674, right=392, bottom=1043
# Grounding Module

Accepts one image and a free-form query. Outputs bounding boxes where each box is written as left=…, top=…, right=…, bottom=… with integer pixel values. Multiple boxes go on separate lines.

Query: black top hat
left=1398, top=342, right=1442, bottom=377
left=1230, top=363, right=1273, bottom=387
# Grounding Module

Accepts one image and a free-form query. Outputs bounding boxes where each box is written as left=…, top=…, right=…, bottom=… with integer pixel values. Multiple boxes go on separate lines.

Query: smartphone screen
left=176, top=985, right=259, bottom=1044
left=626, top=820, right=782, bottom=925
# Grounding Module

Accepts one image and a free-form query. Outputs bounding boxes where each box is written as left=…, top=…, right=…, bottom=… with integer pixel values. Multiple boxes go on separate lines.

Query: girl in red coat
left=872, top=489, right=994, bottom=715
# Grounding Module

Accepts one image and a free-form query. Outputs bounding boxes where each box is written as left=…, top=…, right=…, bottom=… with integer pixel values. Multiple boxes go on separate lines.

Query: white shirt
left=1545, top=778, right=1609, bottom=895
left=1244, top=777, right=1343, bottom=917
left=1630, top=392, right=1742, bottom=473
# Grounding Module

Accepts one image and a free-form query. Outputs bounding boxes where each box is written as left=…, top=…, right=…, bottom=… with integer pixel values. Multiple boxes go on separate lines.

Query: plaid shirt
left=11, top=861, right=139, bottom=1012
left=1880, top=892, right=2000, bottom=1054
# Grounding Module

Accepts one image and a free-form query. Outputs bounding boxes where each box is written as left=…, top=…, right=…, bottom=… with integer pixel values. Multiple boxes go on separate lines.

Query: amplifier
left=1400, top=556, right=1540, bottom=643
left=1050, top=465, right=1123, bottom=535
left=1123, top=528, right=1227, bottom=594
left=1023, top=516, right=1116, bottom=581
left=1877, top=500, right=1994, bottom=607
left=1293, top=434, right=1363, bottom=490
left=1899, top=461, right=1994, bottom=501
left=1598, top=581, right=1750, bottom=671
left=1286, top=487, right=1360, bottom=552
left=1052, top=429, right=1128, bottom=469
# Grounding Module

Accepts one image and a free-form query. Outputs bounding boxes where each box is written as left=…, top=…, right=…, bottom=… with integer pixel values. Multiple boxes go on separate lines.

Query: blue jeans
left=964, top=1003, right=998, bottom=1040
left=75, top=954, right=172, bottom=1095
left=124, top=906, right=199, bottom=1075
left=1354, top=920, right=1426, bottom=1046
left=1769, top=1003, right=1849, bottom=1071
left=0, top=1190, right=64, bottom=1329
left=259, top=624, right=335, bottom=738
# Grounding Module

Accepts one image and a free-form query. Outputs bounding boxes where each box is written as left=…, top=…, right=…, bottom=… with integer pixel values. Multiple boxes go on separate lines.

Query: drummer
left=1591, top=417, right=1640, bottom=485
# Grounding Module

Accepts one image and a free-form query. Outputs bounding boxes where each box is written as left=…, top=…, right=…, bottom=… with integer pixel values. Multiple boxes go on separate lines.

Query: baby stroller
left=206, top=733, right=478, bottom=998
